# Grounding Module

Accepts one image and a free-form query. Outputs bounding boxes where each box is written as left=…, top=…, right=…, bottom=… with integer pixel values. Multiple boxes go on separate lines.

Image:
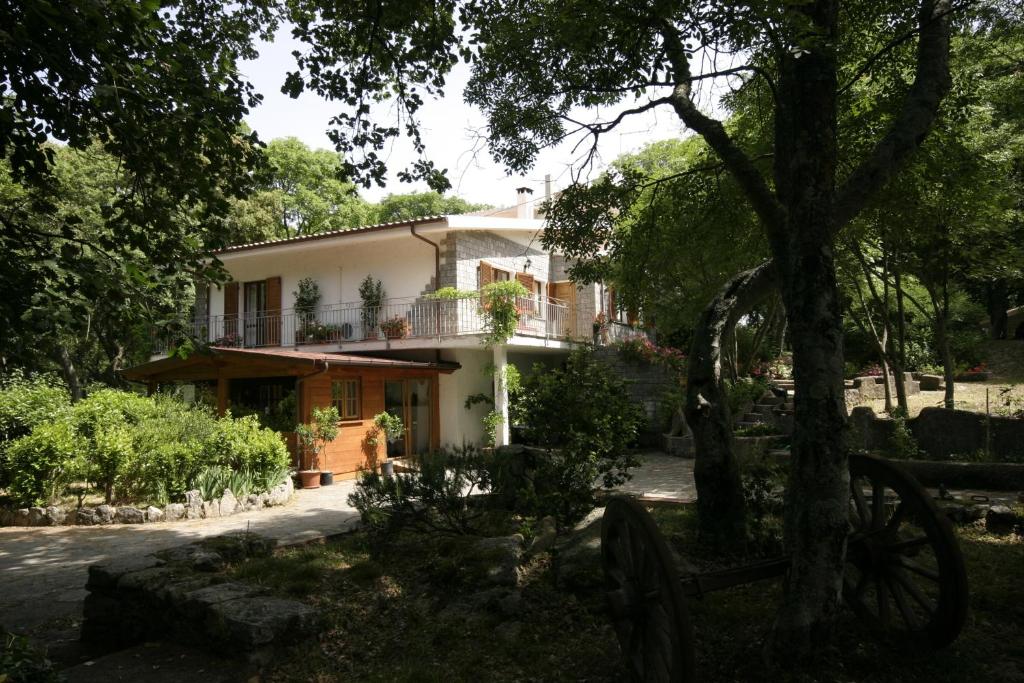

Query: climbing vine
left=480, top=280, right=529, bottom=347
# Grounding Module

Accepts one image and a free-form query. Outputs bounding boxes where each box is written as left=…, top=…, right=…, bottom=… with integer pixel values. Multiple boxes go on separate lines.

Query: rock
left=472, top=534, right=524, bottom=587
left=219, top=489, right=240, bottom=516
left=199, top=532, right=277, bottom=563
left=247, top=494, right=263, bottom=511
left=164, top=503, right=185, bottom=521
left=529, top=516, right=558, bottom=555
left=156, top=543, right=225, bottom=572
left=202, top=500, right=220, bottom=519
left=115, top=506, right=145, bottom=524
left=185, top=489, right=204, bottom=519
left=986, top=505, right=1020, bottom=535
left=44, top=505, right=66, bottom=525
left=87, top=554, right=165, bottom=591
left=206, top=596, right=317, bottom=649
left=28, top=506, right=47, bottom=526
left=95, top=504, right=115, bottom=524
left=0, top=508, right=11, bottom=526
left=918, top=374, right=944, bottom=391
left=76, top=508, right=100, bottom=526
left=145, top=505, right=165, bottom=523
left=266, top=477, right=294, bottom=506
left=942, top=503, right=989, bottom=525
left=181, top=582, right=266, bottom=621
left=117, top=566, right=174, bottom=594
left=14, top=508, right=30, bottom=525
left=257, top=492, right=270, bottom=508
left=553, top=507, right=604, bottom=592
left=191, top=550, right=226, bottom=572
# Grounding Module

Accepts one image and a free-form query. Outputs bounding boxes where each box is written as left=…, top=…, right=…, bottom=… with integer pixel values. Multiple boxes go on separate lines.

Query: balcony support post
left=216, top=377, right=230, bottom=417
left=492, top=345, right=511, bottom=447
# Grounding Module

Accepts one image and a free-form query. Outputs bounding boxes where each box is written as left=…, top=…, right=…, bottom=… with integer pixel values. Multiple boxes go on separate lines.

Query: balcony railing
left=154, top=294, right=573, bottom=352
left=606, top=321, right=651, bottom=344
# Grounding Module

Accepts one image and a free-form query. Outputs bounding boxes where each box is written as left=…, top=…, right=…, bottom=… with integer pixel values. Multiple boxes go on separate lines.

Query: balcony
left=155, top=294, right=574, bottom=353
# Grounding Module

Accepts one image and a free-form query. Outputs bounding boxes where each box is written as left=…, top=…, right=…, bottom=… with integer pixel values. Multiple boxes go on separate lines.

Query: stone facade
left=592, top=346, right=680, bottom=447
left=438, top=230, right=550, bottom=291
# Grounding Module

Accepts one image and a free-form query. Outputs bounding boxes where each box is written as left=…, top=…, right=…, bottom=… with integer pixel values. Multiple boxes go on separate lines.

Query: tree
left=276, top=0, right=960, bottom=651
left=229, top=137, right=374, bottom=242
left=370, top=191, right=490, bottom=223
left=0, top=0, right=276, bottom=368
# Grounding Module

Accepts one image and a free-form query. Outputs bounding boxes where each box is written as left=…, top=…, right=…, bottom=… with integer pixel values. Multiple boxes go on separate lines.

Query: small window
left=494, top=269, right=511, bottom=282
left=331, top=379, right=360, bottom=420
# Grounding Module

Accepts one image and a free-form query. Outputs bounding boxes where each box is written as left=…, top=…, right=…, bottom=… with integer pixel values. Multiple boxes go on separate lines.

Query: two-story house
left=124, top=189, right=645, bottom=479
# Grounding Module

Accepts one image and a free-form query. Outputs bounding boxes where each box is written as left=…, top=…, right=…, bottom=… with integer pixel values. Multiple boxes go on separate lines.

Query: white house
left=126, top=189, right=644, bottom=478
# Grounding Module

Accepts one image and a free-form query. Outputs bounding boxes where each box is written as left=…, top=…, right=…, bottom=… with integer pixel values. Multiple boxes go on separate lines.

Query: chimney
left=515, top=186, right=534, bottom=220
left=544, top=174, right=552, bottom=200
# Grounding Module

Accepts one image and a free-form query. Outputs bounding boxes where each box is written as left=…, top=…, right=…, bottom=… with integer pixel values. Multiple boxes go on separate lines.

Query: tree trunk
left=686, top=260, right=776, bottom=547
left=55, top=343, right=83, bottom=402
left=931, top=283, right=956, bottom=409
left=987, top=280, right=1009, bottom=340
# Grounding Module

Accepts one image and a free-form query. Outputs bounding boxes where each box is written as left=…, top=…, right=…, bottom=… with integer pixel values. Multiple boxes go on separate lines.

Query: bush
left=213, top=413, right=290, bottom=475
left=724, top=377, right=769, bottom=417
left=0, top=372, right=71, bottom=489
left=514, top=349, right=644, bottom=523
left=5, top=420, right=78, bottom=507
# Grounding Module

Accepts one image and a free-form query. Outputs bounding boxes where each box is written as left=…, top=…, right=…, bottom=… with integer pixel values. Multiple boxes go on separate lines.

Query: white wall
left=211, top=232, right=437, bottom=318
left=438, top=347, right=492, bottom=447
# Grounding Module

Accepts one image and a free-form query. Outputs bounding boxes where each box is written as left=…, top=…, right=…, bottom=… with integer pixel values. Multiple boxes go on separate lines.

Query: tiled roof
left=216, top=215, right=447, bottom=255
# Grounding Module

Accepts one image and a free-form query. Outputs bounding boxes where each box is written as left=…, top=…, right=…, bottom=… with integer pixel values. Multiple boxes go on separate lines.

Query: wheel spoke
left=891, top=567, right=938, bottom=615
left=885, top=501, right=908, bottom=533
left=877, top=576, right=891, bottom=624
left=851, top=478, right=870, bottom=529
left=871, top=481, right=886, bottom=530
left=888, top=535, right=931, bottom=554
left=887, top=576, right=920, bottom=631
left=897, top=555, right=941, bottom=582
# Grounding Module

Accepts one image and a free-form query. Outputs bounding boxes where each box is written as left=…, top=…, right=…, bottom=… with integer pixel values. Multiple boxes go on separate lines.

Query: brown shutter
left=223, top=282, right=239, bottom=342
left=265, top=276, right=282, bottom=346
left=479, top=262, right=495, bottom=303
left=515, top=272, right=535, bottom=315
left=608, top=289, right=617, bottom=319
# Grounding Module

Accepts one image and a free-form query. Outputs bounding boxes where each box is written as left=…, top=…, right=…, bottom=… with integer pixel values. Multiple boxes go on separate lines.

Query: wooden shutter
left=223, top=282, right=239, bottom=342
left=265, top=276, right=282, bottom=346
left=607, top=289, right=617, bottom=319
left=548, top=281, right=577, bottom=338
left=515, top=272, right=535, bottom=316
left=479, top=262, right=495, bottom=303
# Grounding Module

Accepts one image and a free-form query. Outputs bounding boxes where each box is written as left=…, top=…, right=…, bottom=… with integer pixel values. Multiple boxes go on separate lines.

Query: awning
left=122, top=346, right=460, bottom=383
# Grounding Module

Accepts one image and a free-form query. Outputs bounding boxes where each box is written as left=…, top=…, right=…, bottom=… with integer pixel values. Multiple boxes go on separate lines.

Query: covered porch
left=123, top=347, right=460, bottom=479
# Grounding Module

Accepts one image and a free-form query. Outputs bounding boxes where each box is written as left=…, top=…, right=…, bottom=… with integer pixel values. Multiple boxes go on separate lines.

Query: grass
left=228, top=505, right=1022, bottom=682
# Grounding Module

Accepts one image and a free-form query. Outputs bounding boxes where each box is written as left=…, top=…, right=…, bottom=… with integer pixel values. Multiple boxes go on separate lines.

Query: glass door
left=244, top=281, right=267, bottom=347
left=383, top=379, right=433, bottom=458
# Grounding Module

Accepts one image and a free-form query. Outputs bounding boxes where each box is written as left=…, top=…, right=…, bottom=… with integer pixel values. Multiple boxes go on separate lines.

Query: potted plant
left=380, top=316, right=410, bottom=339
left=359, top=275, right=385, bottom=339
left=367, top=411, right=406, bottom=475
left=295, top=405, right=340, bottom=488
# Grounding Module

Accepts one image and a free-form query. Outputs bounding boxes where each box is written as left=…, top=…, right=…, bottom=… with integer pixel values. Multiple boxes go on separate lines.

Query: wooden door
left=548, top=281, right=577, bottom=338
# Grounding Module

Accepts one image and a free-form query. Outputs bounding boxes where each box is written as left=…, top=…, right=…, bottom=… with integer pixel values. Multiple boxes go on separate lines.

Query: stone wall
left=592, top=346, right=680, bottom=447
left=438, top=230, right=550, bottom=291
left=848, top=406, right=1024, bottom=463
left=0, top=478, right=294, bottom=528
left=81, top=532, right=316, bottom=662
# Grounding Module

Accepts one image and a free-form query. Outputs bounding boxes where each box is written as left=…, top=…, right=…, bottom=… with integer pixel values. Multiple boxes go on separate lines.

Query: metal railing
left=605, top=321, right=651, bottom=344
left=154, top=293, right=573, bottom=352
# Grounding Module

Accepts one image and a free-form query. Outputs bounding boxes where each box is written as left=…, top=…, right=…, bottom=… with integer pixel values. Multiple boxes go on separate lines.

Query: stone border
left=0, top=477, right=294, bottom=527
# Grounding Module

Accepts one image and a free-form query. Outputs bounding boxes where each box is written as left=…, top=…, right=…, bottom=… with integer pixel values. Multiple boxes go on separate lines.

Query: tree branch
left=834, top=0, right=953, bottom=230
left=659, top=21, right=786, bottom=235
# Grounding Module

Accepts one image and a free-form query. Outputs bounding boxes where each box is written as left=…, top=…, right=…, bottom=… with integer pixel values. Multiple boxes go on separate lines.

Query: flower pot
left=298, top=470, right=321, bottom=489
left=319, top=471, right=334, bottom=486
left=381, top=460, right=394, bottom=477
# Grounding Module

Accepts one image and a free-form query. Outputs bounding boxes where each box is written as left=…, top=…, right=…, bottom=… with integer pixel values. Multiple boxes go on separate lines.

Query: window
left=534, top=281, right=545, bottom=318
left=494, top=269, right=511, bottom=282
left=331, top=379, right=360, bottom=420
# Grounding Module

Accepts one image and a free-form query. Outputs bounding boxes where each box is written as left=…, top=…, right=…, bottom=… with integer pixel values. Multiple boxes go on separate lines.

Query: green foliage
left=293, top=278, right=322, bottom=319
left=194, top=465, right=232, bottom=502
left=514, top=349, right=644, bottom=522
left=367, top=411, right=406, bottom=450
left=741, top=461, right=786, bottom=556
left=480, top=280, right=530, bottom=347
left=296, top=406, right=340, bottom=470
left=5, top=420, right=79, bottom=507
left=481, top=410, right=503, bottom=448
left=370, top=191, right=491, bottom=223
left=426, top=287, right=477, bottom=300
left=1, top=627, right=60, bottom=683
left=0, top=372, right=71, bottom=489
left=358, top=275, right=385, bottom=334
left=889, top=416, right=922, bottom=460
left=348, top=446, right=495, bottom=543
left=724, top=378, right=769, bottom=417
left=734, top=423, right=780, bottom=438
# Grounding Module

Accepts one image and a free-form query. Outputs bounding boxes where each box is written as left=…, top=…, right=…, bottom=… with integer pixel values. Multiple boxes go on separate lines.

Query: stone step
left=743, top=413, right=769, bottom=423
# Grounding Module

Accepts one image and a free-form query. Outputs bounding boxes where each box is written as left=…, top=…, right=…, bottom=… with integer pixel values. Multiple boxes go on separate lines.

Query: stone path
left=0, top=481, right=360, bottom=634
left=614, top=451, right=696, bottom=501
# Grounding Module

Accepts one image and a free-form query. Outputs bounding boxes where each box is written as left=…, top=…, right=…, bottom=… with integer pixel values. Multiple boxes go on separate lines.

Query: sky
left=238, top=26, right=692, bottom=209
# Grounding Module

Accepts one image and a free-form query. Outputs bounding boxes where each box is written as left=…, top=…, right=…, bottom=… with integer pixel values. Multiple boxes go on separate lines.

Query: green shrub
left=194, top=465, right=232, bottom=501
left=212, top=413, right=290, bottom=475
left=724, top=377, right=769, bottom=417
left=514, top=348, right=644, bottom=523
left=889, top=415, right=921, bottom=460
left=0, top=372, right=71, bottom=489
left=131, top=397, right=220, bottom=501
left=1, top=627, right=60, bottom=683
left=5, top=420, right=78, bottom=507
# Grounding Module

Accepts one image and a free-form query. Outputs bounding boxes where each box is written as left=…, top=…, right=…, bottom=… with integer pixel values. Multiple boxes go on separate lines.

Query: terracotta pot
left=298, top=470, right=321, bottom=489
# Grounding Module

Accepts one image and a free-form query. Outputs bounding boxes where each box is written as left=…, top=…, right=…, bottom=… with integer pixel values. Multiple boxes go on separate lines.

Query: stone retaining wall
left=0, top=478, right=294, bottom=527
left=849, top=406, right=1024, bottom=467
left=592, top=346, right=679, bottom=447
left=81, top=532, right=316, bottom=662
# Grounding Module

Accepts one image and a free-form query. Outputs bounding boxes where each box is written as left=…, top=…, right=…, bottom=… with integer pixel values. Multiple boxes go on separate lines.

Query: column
left=216, top=377, right=230, bottom=417
left=492, top=345, right=510, bottom=447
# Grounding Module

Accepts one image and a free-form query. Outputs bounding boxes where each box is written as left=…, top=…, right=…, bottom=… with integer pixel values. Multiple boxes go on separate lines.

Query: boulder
left=986, top=505, right=1020, bottom=536
left=181, top=582, right=265, bottom=621
left=115, top=507, right=145, bottom=524
left=117, top=566, right=175, bottom=594
left=202, top=500, right=220, bottom=519
left=14, top=508, right=30, bottom=525
left=247, top=494, right=263, bottom=511
left=471, top=534, right=525, bottom=587
left=219, top=489, right=240, bottom=516
left=918, top=374, right=944, bottom=391
left=206, top=596, right=317, bottom=650
left=95, top=504, right=115, bottom=524
left=145, top=505, right=165, bottom=523
left=185, top=489, right=203, bottom=519
left=266, top=478, right=294, bottom=507
left=164, top=503, right=185, bottom=521
left=529, top=516, right=558, bottom=556
left=28, top=507, right=47, bottom=526
left=87, top=554, right=165, bottom=591
left=44, top=505, right=66, bottom=525
left=0, top=508, right=12, bottom=526
left=76, top=508, right=100, bottom=526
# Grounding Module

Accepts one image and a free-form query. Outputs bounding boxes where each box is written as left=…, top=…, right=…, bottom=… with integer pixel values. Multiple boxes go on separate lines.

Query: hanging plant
left=480, top=280, right=529, bottom=347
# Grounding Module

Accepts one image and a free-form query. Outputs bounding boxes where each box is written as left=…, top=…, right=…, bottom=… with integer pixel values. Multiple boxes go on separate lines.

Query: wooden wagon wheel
left=844, top=453, right=968, bottom=648
left=601, top=496, right=696, bottom=682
